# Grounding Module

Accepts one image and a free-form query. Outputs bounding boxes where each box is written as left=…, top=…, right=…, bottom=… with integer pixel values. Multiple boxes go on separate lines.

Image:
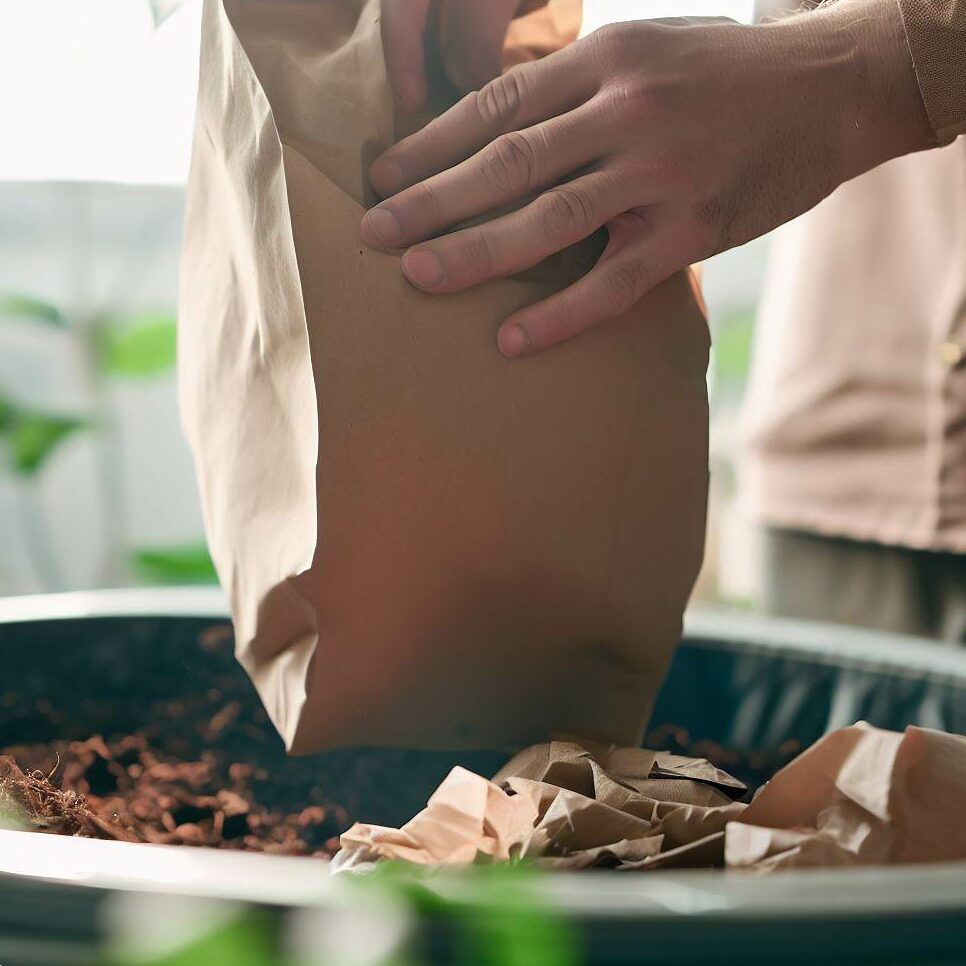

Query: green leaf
left=131, top=542, right=219, bottom=584
left=101, top=312, right=177, bottom=377
left=111, top=910, right=278, bottom=966
left=713, top=308, right=755, bottom=387
left=0, top=293, right=65, bottom=327
left=360, top=864, right=577, bottom=966
left=5, top=411, right=87, bottom=476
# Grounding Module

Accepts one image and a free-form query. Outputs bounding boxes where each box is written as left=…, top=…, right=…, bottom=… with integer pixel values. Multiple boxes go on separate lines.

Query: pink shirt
left=742, top=137, right=966, bottom=551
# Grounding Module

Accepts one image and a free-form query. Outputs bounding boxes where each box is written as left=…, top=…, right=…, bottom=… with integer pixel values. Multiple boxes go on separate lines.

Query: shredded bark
left=1, top=754, right=136, bottom=841
left=0, top=734, right=342, bottom=855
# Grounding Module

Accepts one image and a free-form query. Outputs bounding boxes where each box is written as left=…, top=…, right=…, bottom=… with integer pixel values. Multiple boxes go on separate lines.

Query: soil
left=0, top=625, right=349, bottom=856
left=0, top=619, right=800, bottom=858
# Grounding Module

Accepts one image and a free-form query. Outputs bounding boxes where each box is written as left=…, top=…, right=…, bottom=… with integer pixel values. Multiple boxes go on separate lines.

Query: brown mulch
left=0, top=624, right=351, bottom=857
left=0, top=733, right=342, bottom=855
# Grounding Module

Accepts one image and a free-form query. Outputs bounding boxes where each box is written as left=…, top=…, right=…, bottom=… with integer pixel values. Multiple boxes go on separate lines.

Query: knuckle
left=591, top=22, right=634, bottom=62
left=455, top=229, right=497, bottom=280
left=604, top=259, right=651, bottom=313
left=539, top=187, right=596, bottom=238
left=482, top=131, right=539, bottom=193
left=406, top=181, right=443, bottom=229
left=601, top=78, right=670, bottom=124
left=475, top=68, right=528, bottom=127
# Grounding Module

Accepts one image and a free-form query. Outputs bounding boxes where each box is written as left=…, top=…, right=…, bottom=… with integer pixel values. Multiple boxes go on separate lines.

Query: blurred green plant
left=713, top=307, right=756, bottom=393
left=104, top=864, right=578, bottom=966
left=358, top=863, right=579, bottom=966
left=99, top=310, right=179, bottom=376
left=0, top=292, right=215, bottom=591
left=133, top=543, right=218, bottom=585
left=112, top=911, right=280, bottom=966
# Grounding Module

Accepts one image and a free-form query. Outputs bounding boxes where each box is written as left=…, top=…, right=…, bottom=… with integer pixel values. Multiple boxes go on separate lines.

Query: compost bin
left=0, top=588, right=964, bottom=966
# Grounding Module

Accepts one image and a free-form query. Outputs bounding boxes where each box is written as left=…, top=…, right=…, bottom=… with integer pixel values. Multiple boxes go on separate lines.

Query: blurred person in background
left=372, top=0, right=964, bottom=641
left=741, top=0, right=966, bottom=642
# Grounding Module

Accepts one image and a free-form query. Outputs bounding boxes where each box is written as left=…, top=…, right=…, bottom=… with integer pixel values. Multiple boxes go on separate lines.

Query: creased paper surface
left=336, top=727, right=966, bottom=871
left=725, top=723, right=966, bottom=870
left=180, top=0, right=710, bottom=752
left=335, top=738, right=747, bottom=871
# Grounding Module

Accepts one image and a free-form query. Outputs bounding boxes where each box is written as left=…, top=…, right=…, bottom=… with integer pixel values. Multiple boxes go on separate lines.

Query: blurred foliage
left=0, top=389, right=88, bottom=477
left=0, top=288, right=209, bottom=590
left=103, top=865, right=578, bottom=966
left=713, top=308, right=755, bottom=390
left=99, top=311, right=178, bottom=377
left=362, top=863, right=578, bottom=966
left=0, top=292, right=65, bottom=327
left=113, top=911, right=279, bottom=966
left=131, top=543, right=218, bottom=585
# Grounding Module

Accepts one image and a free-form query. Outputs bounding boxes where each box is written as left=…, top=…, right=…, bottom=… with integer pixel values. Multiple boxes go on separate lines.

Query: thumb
left=381, top=0, right=432, bottom=113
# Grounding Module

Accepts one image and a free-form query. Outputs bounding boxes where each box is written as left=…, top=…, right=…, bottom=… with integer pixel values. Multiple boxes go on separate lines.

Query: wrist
left=776, top=0, right=934, bottom=182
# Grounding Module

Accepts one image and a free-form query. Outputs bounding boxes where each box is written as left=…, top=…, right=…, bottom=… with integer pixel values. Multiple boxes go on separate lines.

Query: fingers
left=369, top=43, right=595, bottom=199
left=441, top=0, right=521, bottom=93
left=497, top=211, right=689, bottom=358
left=380, top=0, right=432, bottom=114
left=397, top=171, right=628, bottom=293
left=361, top=104, right=603, bottom=251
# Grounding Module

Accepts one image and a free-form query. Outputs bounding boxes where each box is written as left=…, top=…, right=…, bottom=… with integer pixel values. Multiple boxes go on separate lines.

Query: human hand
left=364, top=0, right=933, bottom=357
left=381, top=0, right=524, bottom=113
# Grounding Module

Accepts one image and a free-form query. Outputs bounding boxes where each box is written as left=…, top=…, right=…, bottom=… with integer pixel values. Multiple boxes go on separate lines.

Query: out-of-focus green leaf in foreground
left=103, top=865, right=577, bottom=966
left=100, top=312, right=178, bottom=377
left=113, top=911, right=279, bottom=966
left=0, top=293, right=66, bottom=327
left=362, top=862, right=579, bottom=966
left=131, top=543, right=219, bottom=584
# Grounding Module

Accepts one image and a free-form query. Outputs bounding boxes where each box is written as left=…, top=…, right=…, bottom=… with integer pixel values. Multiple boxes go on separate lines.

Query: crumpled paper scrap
left=336, top=765, right=541, bottom=869
left=725, top=723, right=966, bottom=871
left=334, top=739, right=747, bottom=872
left=334, top=726, right=966, bottom=873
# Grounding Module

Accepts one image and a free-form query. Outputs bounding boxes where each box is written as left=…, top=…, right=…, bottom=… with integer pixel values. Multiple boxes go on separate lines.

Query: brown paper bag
left=179, top=0, right=710, bottom=753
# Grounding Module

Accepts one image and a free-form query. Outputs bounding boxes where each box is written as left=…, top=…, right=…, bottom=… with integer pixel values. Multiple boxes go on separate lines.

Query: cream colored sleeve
left=897, top=0, right=966, bottom=141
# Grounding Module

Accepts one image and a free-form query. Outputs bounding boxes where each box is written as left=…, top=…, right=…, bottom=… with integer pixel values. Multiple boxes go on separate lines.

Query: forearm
left=896, top=0, right=966, bottom=141
left=765, top=0, right=935, bottom=179
left=771, top=0, right=964, bottom=149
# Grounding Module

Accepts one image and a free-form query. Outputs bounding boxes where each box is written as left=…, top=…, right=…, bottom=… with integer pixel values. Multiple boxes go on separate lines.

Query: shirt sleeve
left=897, top=0, right=966, bottom=141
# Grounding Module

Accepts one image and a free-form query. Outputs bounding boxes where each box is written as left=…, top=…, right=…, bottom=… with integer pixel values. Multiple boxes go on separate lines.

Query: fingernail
left=403, top=249, right=445, bottom=290
left=498, top=323, right=531, bottom=358
left=369, top=156, right=404, bottom=196
left=363, top=207, right=402, bottom=248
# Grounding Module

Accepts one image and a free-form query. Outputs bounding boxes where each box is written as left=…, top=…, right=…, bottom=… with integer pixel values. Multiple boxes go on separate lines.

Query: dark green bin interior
left=1, top=603, right=964, bottom=966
